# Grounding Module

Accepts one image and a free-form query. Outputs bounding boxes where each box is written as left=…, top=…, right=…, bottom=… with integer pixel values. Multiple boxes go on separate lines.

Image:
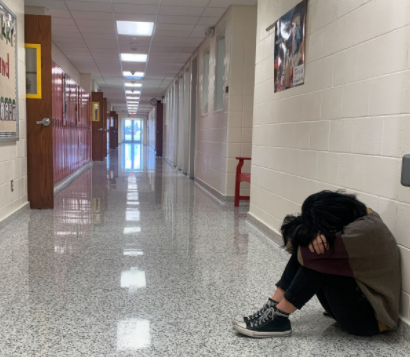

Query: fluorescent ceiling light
left=126, top=90, right=141, bottom=94
left=125, top=83, right=142, bottom=87
left=121, top=53, right=147, bottom=62
left=128, top=102, right=139, bottom=104
left=117, top=21, right=154, bottom=36
left=123, top=71, right=144, bottom=79
left=127, top=96, right=139, bottom=99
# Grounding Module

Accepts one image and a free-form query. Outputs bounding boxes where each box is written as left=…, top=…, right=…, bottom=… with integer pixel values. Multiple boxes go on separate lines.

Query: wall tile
left=382, top=115, right=410, bottom=158
left=342, top=80, right=370, bottom=118
left=352, top=117, right=383, bottom=155
left=333, top=46, right=358, bottom=86
left=310, top=121, right=330, bottom=151
left=321, top=86, right=343, bottom=120
left=363, top=156, right=400, bottom=199
left=337, top=154, right=367, bottom=191
left=369, top=71, right=410, bottom=116
left=357, top=27, right=409, bottom=81
left=317, top=152, right=339, bottom=185
left=329, top=119, right=354, bottom=153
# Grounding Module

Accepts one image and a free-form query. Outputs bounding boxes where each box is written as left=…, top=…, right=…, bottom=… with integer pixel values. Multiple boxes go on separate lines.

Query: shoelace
left=250, top=307, right=276, bottom=328
left=246, top=301, right=269, bottom=321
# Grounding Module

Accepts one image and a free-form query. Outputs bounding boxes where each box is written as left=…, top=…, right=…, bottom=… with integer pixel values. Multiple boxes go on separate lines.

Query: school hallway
left=0, top=145, right=407, bottom=356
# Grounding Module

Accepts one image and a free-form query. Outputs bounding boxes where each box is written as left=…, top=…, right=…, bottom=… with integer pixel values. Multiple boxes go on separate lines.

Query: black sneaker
left=232, top=298, right=277, bottom=326
left=233, top=307, right=292, bottom=338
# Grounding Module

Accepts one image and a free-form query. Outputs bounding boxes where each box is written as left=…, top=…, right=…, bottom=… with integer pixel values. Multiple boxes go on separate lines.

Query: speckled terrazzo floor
left=0, top=144, right=409, bottom=357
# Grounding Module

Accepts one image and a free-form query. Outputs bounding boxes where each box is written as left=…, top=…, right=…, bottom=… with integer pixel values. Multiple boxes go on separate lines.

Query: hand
left=309, top=233, right=329, bottom=254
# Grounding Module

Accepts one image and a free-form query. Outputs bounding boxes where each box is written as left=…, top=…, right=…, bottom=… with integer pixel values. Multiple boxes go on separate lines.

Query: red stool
left=235, top=157, right=251, bottom=207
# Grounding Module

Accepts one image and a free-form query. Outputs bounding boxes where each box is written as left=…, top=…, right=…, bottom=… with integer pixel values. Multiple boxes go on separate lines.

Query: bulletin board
left=0, top=1, right=18, bottom=142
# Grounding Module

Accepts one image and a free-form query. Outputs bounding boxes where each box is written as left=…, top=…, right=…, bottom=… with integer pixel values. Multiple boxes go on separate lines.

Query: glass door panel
left=133, top=120, right=141, bottom=142
left=124, top=120, right=133, bottom=142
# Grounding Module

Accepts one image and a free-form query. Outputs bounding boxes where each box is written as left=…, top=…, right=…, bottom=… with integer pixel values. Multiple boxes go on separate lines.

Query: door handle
left=36, top=118, right=51, bottom=127
left=98, top=128, right=104, bottom=131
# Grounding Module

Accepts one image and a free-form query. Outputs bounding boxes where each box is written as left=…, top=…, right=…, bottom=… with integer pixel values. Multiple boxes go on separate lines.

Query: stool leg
left=234, top=179, right=240, bottom=207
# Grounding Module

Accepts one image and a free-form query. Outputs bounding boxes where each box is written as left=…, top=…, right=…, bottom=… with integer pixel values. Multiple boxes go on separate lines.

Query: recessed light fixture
left=125, top=83, right=142, bottom=87
left=127, top=98, right=140, bottom=101
left=128, top=101, right=139, bottom=103
left=117, top=21, right=154, bottom=36
left=123, top=71, right=144, bottom=79
left=121, top=53, right=147, bottom=62
left=126, top=90, right=141, bottom=94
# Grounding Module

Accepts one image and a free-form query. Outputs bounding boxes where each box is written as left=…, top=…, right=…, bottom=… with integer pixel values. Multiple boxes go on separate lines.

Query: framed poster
left=0, top=1, right=18, bottom=142
left=92, top=102, right=100, bottom=122
left=274, top=0, right=307, bottom=93
left=25, top=44, right=41, bottom=99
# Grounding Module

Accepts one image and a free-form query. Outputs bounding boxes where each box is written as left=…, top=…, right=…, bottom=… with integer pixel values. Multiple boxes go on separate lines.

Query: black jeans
left=276, top=254, right=380, bottom=336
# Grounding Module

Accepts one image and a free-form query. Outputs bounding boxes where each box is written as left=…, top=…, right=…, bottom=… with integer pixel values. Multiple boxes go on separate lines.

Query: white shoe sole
left=233, top=324, right=292, bottom=338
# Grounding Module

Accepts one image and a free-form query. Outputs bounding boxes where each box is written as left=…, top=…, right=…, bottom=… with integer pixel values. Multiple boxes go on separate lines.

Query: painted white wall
left=52, top=43, right=81, bottom=84
left=0, top=0, right=28, bottom=222
left=250, top=0, right=410, bottom=324
left=163, top=5, right=257, bottom=196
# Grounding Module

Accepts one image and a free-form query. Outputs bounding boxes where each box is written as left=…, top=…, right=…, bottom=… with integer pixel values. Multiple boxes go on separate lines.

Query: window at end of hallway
left=214, top=33, right=226, bottom=112
left=202, top=50, right=210, bottom=115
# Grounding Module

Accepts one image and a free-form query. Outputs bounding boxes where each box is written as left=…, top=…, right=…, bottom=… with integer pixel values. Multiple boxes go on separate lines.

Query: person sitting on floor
left=232, top=190, right=401, bottom=338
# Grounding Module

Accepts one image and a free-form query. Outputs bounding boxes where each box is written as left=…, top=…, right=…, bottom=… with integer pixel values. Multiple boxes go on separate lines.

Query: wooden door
left=25, top=15, right=53, bottom=209
left=91, top=92, right=104, bottom=161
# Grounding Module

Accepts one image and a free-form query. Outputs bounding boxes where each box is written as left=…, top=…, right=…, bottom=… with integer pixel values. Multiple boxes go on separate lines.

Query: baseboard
left=194, top=177, right=235, bottom=205
left=54, top=161, right=93, bottom=196
left=246, top=212, right=283, bottom=246
left=0, top=202, right=29, bottom=231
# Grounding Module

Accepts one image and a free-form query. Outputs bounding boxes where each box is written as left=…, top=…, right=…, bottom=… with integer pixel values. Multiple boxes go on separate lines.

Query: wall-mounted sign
left=0, top=1, right=18, bottom=142
left=25, top=43, right=41, bottom=99
left=92, top=102, right=100, bottom=122
left=274, top=0, right=307, bottom=93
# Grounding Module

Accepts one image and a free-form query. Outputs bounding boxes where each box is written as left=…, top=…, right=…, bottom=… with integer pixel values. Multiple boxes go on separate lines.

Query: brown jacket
left=297, top=210, right=401, bottom=331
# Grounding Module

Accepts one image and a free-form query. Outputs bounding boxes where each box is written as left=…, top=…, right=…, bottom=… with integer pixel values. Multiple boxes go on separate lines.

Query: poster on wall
left=274, top=0, right=307, bottom=93
left=0, top=1, right=18, bottom=142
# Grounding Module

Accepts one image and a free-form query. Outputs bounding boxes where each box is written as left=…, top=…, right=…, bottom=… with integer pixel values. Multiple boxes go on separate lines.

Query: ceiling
left=24, top=0, right=258, bottom=116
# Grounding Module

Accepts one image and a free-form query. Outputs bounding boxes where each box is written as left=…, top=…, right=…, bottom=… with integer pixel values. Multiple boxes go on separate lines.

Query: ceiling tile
left=78, top=26, right=116, bottom=34
left=52, top=18, right=76, bottom=26
left=51, top=25, right=79, bottom=33
left=208, top=0, right=257, bottom=7
left=70, top=11, right=113, bottom=20
left=113, top=0, right=159, bottom=3
left=161, top=0, right=208, bottom=6
left=114, top=13, right=157, bottom=22
left=25, top=0, right=67, bottom=10
left=190, top=31, right=205, bottom=38
left=83, top=33, right=117, bottom=40
left=48, top=9, right=72, bottom=18
left=113, top=4, right=158, bottom=15
left=156, top=23, right=195, bottom=32
left=75, top=19, right=115, bottom=27
left=158, top=6, right=204, bottom=16
left=154, top=30, right=190, bottom=38
left=202, top=7, right=226, bottom=17
left=192, top=24, right=208, bottom=32
left=157, top=16, right=199, bottom=25
left=65, top=1, right=113, bottom=12
left=54, top=37, right=86, bottom=44
left=197, top=17, right=220, bottom=25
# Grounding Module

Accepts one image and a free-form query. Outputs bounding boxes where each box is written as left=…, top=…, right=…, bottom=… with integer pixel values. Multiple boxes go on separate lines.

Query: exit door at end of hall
left=123, top=119, right=142, bottom=142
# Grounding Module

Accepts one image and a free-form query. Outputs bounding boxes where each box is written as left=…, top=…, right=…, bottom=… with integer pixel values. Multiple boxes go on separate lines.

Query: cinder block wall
left=250, top=0, right=410, bottom=324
